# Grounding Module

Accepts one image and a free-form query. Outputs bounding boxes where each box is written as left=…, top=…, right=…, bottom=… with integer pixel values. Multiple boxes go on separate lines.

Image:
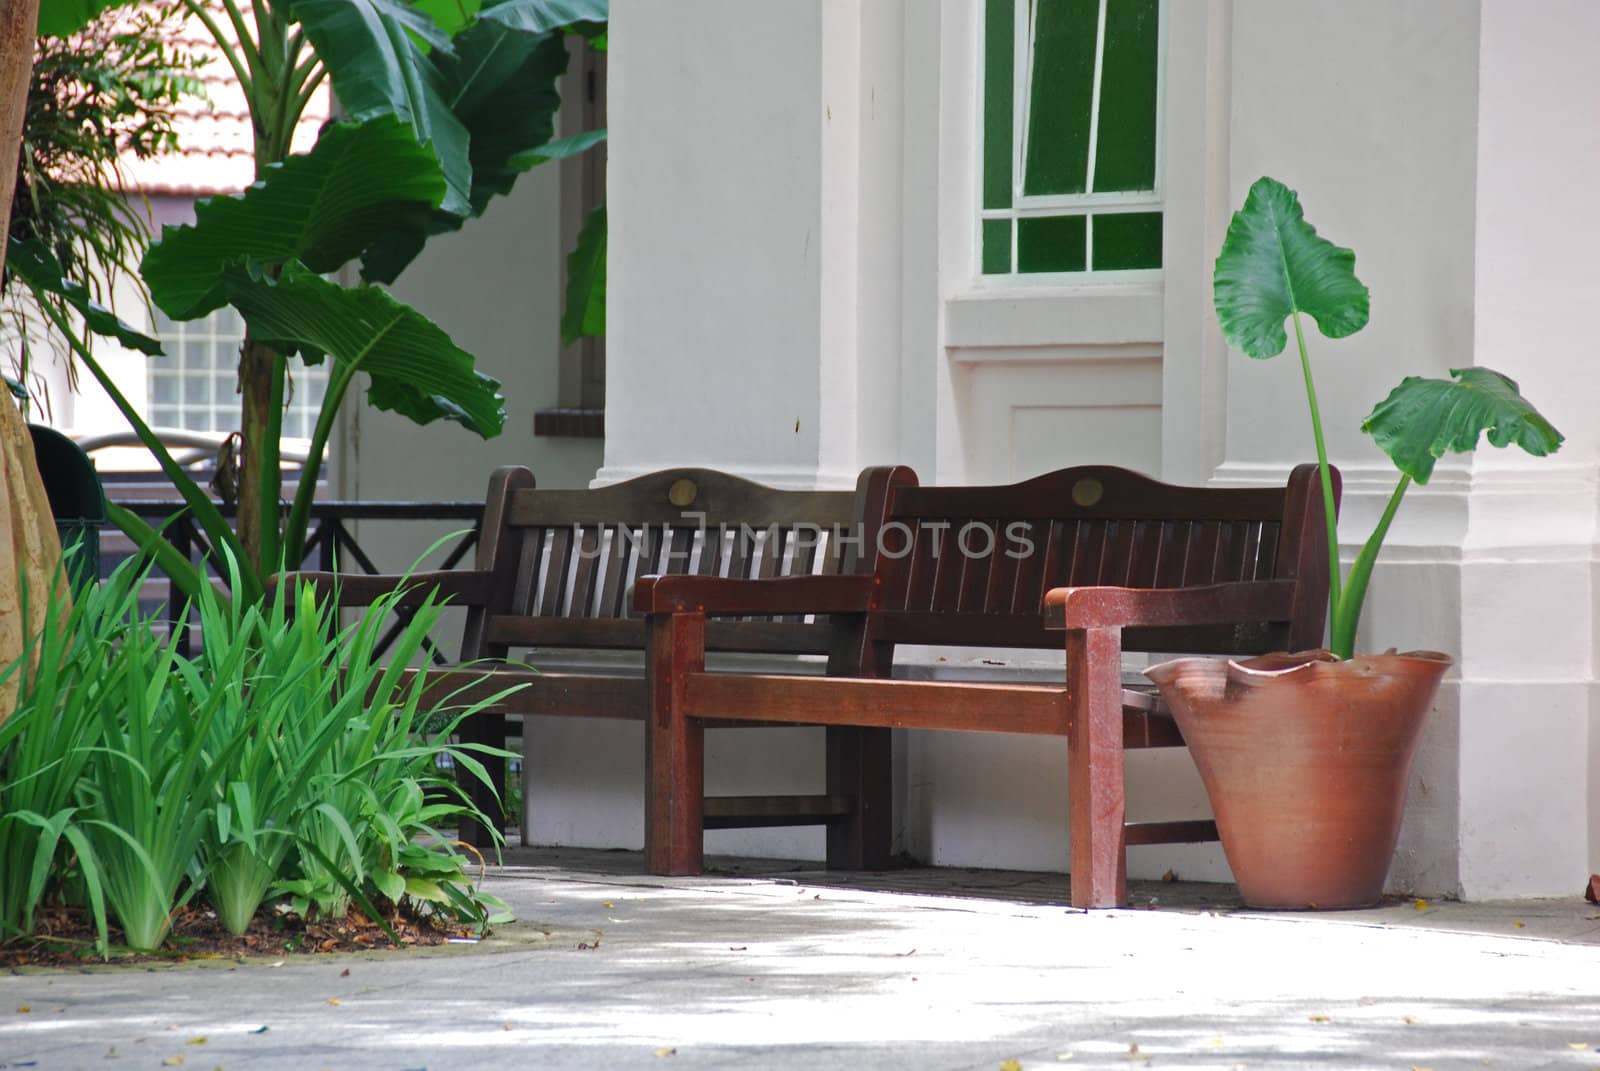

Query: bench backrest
left=870, top=463, right=1334, bottom=655
left=468, top=466, right=886, bottom=659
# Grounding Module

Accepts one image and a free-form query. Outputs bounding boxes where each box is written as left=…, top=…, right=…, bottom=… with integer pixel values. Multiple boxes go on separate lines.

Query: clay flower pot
left=1144, top=650, right=1451, bottom=910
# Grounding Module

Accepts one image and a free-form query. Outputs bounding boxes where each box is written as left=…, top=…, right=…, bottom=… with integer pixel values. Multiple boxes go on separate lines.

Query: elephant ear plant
left=1213, top=176, right=1564, bottom=658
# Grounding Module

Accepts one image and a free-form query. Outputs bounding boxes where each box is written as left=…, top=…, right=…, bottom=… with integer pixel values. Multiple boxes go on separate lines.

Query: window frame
left=978, top=0, right=1168, bottom=283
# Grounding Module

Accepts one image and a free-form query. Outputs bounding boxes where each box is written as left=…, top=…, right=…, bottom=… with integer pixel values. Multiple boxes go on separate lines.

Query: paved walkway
left=4, top=848, right=1599, bottom=1070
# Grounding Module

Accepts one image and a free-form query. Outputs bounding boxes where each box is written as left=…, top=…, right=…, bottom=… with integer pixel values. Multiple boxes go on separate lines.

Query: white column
left=1454, top=0, right=1600, bottom=899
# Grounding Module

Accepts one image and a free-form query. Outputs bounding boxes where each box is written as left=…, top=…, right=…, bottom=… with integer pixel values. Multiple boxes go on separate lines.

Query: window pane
left=983, top=0, right=1014, bottom=210
left=1091, top=211, right=1161, bottom=269
left=151, top=376, right=178, bottom=405
left=183, top=376, right=208, bottom=406
left=983, top=219, right=1013, bottom=274
left=1022, top=0, right=1099, bottom=196
left=1092, top=0, right=1158, bottom=192
left=1018, top=214, right=1086, bottom=272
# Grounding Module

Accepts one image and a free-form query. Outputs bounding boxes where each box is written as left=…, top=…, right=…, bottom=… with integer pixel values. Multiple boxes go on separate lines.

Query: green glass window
left=981, top=0, right=1163, bottom=276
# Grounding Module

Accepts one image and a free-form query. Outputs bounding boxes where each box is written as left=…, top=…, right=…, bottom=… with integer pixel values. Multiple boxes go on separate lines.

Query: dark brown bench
left=636, top=463, right=1336, bottom=907
left=297, top=464, right=905, bottom=857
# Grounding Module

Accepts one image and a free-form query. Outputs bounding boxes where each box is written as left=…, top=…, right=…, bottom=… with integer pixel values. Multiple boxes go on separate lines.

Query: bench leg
left=646, top=611, right=706, bottom=875
left=826, top=726, right=892, bottom=870
left=1067, top=627, right=1127, bottom=908
left=457, top=711, right=507, bottom=851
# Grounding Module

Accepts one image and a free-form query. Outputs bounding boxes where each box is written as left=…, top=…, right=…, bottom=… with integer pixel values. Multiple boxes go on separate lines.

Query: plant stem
left=1292, top=310, right=1344, bottom=642
left=283, top=361, right=360, bottom=568
left=236, top=337, right=284, bottom=577
left=181, top=0, right=255, bottom=98
left=1330, top=473, right=1411, bottom=660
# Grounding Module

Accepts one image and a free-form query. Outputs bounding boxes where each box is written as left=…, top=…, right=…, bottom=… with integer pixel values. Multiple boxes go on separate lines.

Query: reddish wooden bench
left=637, top=463, right=1336, bottom=907
left=300, top=465, right=904, bottom=856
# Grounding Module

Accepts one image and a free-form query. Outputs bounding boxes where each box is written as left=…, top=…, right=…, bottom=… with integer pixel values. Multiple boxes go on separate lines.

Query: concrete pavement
left=4, top=848, right=1599, bottom=1070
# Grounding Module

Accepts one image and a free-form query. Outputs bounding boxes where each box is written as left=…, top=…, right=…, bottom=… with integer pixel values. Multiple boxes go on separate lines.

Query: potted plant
left=1145, top=176, right=1564, bottom=910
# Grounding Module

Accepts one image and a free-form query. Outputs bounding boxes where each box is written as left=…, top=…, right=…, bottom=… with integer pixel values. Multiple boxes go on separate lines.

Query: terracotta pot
left=1144, top=650, right=1451, bottom=910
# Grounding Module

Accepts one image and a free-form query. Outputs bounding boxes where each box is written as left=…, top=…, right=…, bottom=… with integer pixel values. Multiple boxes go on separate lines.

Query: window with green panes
left=982, top=0, right=1163, bottom=276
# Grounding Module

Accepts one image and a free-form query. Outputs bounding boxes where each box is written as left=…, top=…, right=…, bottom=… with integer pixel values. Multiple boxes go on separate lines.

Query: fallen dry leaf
left=1358, top=997, right=1377, bottom=1006
left=1568, top=1042, right=1592, bottom=1050
left=326, top=998, right=341, bottom=1006
left=1000, top=1061, right=1022, bottom=1071
left=187, top=1036, right=208, bottom=1045
left=340, top=968, right=350, bottom=978
left=1414, top=899, right=1429, bottom=910
left=503, top=1023, right=514, bottom=1031
left=1403, top=1016, right=1419, bottom=1025
left=1309, top=1014, right=1331, bottom=1023
left=162, top=1057, right=185, bottom=1067
left=16, top=1006, right=29, bottom=1013
left=1056, top=1055, right=1075, bottom=1062
left=1161, top=869, right=1178, bottom=882
left=654, top=1048, right=677, bottom=1057
left=1514, top=921, right=1525, bottom=929
left=1411, top=1066, right=1434, bottom=1071
left=1586, top=874, right=1599, bottom=904
left=603, top=902, right=614, bottom=909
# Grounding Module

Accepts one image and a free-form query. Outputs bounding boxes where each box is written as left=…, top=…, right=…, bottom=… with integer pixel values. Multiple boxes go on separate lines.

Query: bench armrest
left=634, top=573, right=878, bottom=616
left=271, top=569, right=496, bottom=608
left=1042, top=580, right=1299, bottom=630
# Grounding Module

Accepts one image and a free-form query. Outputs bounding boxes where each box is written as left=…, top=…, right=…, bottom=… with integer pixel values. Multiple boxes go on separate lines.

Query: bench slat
left=487, top=615, right=836, bottom=655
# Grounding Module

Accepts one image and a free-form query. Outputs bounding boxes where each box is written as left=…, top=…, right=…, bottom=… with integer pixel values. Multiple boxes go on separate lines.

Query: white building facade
left=524, top=0, right=1597, bottom=900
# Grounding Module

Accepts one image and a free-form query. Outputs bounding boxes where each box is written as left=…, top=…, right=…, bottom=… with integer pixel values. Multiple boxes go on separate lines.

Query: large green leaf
left=509, top=128, right=606, bottom=170
left=6, top=238, right=163, bottom=355
left=561, top=205, right=605, bottom=345
left=1362, top=367, right=1564, bottom=484
left=476, top=0, right=606, bottom=34
left=222, top=263, right=505, bottom=437
left=1213, top=176, right=1370, bottom=359
left=141, top=117, right=448, bottom=320
left=292, top=0, right=474, bottom=217
left=361, top=19, right=577, bottom=282
left=35, top=0, right=133, bottom=36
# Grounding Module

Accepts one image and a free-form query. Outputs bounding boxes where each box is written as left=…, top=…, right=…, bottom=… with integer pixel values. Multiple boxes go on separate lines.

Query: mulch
left=1, top=901, right=475, bottom=968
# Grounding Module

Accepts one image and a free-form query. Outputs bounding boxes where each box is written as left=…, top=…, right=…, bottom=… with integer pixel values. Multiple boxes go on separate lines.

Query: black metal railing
left=110, top=499, right=483, bottom=659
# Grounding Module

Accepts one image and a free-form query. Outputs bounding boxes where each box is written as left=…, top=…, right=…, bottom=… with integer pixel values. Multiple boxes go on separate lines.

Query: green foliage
left=562, top=204, right=605, bottom=345
left=1214, top=177, right=1564, bottom=658
left=5, top=3, right=199, bottom=401
left=0, top=555, right=518, bottom=955
left=1212, top=176, right=1369, bottom=359
left=141, top=116, right=449, bottom=320
left=1362, top=367, right=1563, bottom=485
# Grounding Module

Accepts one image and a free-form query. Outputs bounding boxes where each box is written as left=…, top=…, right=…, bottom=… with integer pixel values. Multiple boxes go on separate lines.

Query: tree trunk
left=0, top=0, right=68, bottom=726
left=0, top=0, right=41, bottom=284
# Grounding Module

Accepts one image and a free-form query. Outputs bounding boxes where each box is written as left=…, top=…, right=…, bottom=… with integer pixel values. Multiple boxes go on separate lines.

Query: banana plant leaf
left=1362, top=367, right=1564, bottom=484
left=1213, top=176, right=1370, bottom=359
left=5, top=238, right=163, bottom=355
left=35, top=0, right=130, bottom=36
left=478, top=0, right=606, bottom=34
left=561, top=204, right=605, bottom=345
left=292, top=0, right=474, bottom=217
left=141, top=117, right=448, bottom=321
left=361, top=20, right=587, bottom=283
left=222, top=262, right=505, bottom=437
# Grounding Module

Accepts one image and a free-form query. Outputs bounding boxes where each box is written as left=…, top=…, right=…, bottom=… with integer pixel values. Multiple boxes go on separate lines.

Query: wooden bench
left=299, top=464, right=905, bottom=857
left=636, top=463, right=1336, bottom=907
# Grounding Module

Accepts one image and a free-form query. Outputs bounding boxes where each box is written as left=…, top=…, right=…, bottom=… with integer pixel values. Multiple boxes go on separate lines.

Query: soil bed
left=1, top=901, right=476, bottom=968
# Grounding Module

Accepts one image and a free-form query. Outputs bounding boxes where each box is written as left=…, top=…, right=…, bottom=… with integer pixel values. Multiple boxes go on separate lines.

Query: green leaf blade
left=1362, top=366, right=1564, bottom=484
left=292, top=0, right=475, bottom=217
left=1213, top=176, right=1370, bottom=359
left=140, top=117, right=448, bottom=320
left=7, top=238, right=164, bottom=355
left=222, top=263, right=506, bottom=438
left=561, top=204, right=605, bottom=345
left=476, top=0, right=608, bottom=35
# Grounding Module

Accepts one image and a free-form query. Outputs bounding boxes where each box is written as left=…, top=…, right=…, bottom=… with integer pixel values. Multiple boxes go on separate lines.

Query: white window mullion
left=1084, top=0, right=1109, bottom=194
left=1014, top=0, right=1036, bottom=205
